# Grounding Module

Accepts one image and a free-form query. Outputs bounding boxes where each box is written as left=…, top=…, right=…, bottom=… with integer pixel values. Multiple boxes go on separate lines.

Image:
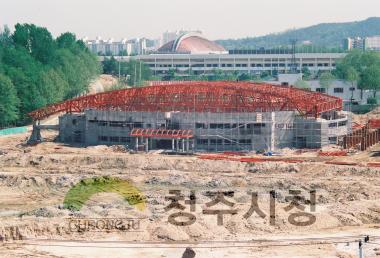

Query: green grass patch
left=63, top=176, right=146, bottom=211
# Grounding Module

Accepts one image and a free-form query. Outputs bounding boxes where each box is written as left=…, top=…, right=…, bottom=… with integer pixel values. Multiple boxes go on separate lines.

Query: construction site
left=1, top=79, right=380, bottom=257
left=28, top=81, right=365, bottom=152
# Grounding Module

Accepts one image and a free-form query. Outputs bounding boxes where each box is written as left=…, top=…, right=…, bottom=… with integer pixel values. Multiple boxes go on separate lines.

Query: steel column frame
left=130, top=128, right=193, bottom=139
left=28, top=82, right=342, bottom=121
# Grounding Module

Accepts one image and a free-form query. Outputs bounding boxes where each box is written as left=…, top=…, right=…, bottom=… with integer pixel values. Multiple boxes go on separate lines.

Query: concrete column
left=145, top=138, right=149, bottom=152
left=186, top=139, right=189, bottom=152
left=182, top=139, right=185, bottom=152
left=176, top=139, right=179, bottom=152
left=172, top=139, right=175, bottom=151
left=270, top=112, right=276, bottom=151
left=135, top=137, right=139, bottom=151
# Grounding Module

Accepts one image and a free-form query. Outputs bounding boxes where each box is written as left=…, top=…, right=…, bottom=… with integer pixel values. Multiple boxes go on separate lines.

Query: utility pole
left=290, top=39, right=297, bottom=74
left=359, top=236, right=370, bottom=258
left=359, top=240, right=363, bottom=258
left=118, top=57, right=121, bottom=80
left=134, top=61, right=137, bottom=86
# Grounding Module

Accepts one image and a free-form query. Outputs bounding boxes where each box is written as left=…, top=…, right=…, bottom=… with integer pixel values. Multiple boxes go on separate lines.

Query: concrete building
left=29, top=82, right=349, bottom=152
left=132, top=52, right=344, bottom=76
left=344, top=36, right=380, bottom=51
left=84, top=37, right=147, bottom=56
left=98, top=33, right=345, bottom=76
left=112, top=33, right=344, bottom=76
left=364, top=36, right=380, bottom=51
left=276, top=76, right=373, bottom=106
left=59, top=108, right=350, bottom=151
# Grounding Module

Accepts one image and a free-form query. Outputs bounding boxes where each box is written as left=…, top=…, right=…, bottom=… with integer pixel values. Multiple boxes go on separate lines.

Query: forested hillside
left=217, top=17, right=380, bottom=49
left=0, top=24, right=101, bottom=126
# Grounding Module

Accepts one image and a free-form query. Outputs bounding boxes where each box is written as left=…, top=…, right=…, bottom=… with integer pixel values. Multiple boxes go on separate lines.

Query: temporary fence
left=0, top=126, right=28, bottom=136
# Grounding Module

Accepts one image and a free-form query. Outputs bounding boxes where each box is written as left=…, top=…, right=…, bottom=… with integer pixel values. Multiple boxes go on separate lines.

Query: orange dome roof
left=158, top=32, right=226, bottom=54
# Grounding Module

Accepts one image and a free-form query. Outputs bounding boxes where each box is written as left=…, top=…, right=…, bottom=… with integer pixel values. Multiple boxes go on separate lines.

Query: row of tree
left=0, top=24, right=101, bottom=126
left=102, top=57, right=151, bottom=86
left=295, top=50, right=380, bottom=102
left=335, top=50, right=380, bottom=98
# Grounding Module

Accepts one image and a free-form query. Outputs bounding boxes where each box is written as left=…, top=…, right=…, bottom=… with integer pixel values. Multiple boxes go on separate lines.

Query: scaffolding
left=343, top=119, right=380, bottom=151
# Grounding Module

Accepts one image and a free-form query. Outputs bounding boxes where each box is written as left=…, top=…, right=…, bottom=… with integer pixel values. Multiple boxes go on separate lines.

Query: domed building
left=158, top=32, right=227, bottom=54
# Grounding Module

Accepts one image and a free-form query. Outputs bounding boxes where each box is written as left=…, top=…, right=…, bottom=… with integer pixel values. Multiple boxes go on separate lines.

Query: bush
left=367, top=97, right=378, bottom=105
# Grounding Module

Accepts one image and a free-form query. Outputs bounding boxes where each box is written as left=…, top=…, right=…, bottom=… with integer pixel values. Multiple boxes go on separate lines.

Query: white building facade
left=84, top=37, right=147, bottom=56
left=128, top=52, right=345, bottom=76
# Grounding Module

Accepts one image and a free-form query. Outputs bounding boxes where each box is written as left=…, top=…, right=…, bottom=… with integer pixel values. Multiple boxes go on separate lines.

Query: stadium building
left=29, top=81, right=351, bottom=153
left=113, top=32, right=346, bottom=76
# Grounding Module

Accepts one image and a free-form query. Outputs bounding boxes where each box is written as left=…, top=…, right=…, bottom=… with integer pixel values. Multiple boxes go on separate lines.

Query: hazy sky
left=1, top=0, right=379, bottom=40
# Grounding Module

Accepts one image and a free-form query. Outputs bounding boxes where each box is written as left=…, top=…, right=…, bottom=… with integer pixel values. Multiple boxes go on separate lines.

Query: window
left=120, top=137, right=130, bottom=143
left=109, top=121, right=125, bottom=127
left=239, top=139, right=252, bottom=144
left=210, top=124, right=218, bottom=129
left=224, top=139, right=231, bottom=145
left=329, top=122, right=337, bottom=128
left=98, top=136, right=108, bottom=142
left=338, top=121, right=347, bottom=127
left=196, top=139, right=208, bottom=145
left=98, top=121, right=108, bottom=127
left=133, top=122, right=143, bottom=128
left=196, top=123, right=206, bottom=129
left=110, top=136, right=120, bottom=142
left=334, top=88, right=344, bottom=93
left=349, top=87, right=355, bottom=91
left=316, top=88, right=326, bottom=93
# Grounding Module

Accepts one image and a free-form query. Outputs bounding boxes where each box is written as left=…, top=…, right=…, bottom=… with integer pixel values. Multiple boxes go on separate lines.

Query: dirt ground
left=0, top=128, right=379, bottom=258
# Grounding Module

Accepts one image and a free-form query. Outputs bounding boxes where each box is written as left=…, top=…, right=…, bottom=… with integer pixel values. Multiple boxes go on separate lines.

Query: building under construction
left=28, top=81, right=351, bottom=152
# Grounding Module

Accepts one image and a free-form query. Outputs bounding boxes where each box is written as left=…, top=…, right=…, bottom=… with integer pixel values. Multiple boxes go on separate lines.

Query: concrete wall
left=58, top=109, right=348, bottom=151
left=58, top=114, right=86, bottom=144
left=294, top=111, right=351, bottom=148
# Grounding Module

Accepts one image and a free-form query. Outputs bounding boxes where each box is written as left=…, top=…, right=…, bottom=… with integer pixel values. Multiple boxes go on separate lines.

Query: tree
left=13, top=23, right=56, bottom=64
left=294, top=78, right=310, bottom=89
left=319, top=71, right=335, bottom=91
left=237, top=73, right=251, bottom=81
left=102, top=57, right=118, bottom=75
left=361, top=65, right=380, bottom=97
left=343, top=66, right=359, bottom=101
left=335, top=50, right=380, bottom=100
left=0, top=74, right=19, bottom=125
left=0, top=25, right=12, bottom=47
left=38, top=69, right=68, bottom=104
left=0, top=23, right=100, bottom=124
left=301, top=66, right=312, bottom=80
left=56, top=32, right=77, bottom=49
